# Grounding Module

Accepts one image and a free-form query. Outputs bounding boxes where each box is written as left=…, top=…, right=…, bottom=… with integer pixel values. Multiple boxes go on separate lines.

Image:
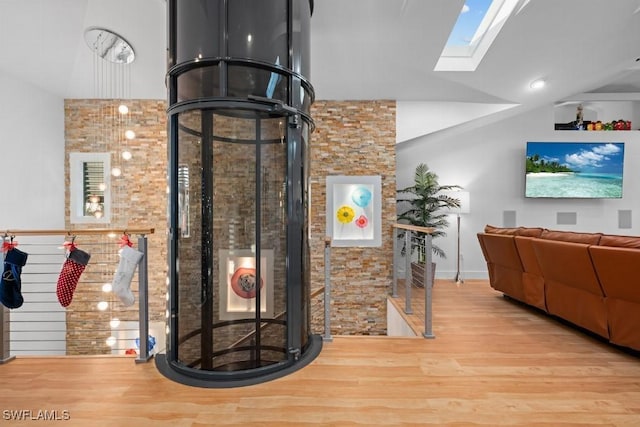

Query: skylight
left=445, top=0, right=494, bottom=47
left=435, top=0, right=528, bottom=72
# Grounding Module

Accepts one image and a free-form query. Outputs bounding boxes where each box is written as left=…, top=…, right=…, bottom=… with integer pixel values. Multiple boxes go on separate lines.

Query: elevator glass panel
left=175, top=109, right=288, bottom=371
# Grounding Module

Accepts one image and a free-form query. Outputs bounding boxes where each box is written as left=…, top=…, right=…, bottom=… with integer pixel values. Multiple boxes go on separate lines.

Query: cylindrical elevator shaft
left=156, top=0, right=320, bottom=388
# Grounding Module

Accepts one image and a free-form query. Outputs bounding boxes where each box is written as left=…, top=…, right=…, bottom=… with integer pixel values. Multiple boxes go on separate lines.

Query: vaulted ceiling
left=1, top=0, right=639, bottom=140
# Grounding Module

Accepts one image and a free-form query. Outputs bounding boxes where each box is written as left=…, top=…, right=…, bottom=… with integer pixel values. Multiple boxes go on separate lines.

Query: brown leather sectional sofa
left=477, top=224, right=640, bottom=351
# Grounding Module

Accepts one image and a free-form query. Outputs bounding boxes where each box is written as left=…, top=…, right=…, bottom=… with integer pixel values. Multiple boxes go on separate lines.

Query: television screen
left=525, top=142, right=624, bottom=198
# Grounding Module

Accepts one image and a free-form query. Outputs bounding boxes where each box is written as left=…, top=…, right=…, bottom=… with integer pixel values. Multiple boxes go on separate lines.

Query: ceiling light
left=530, top=78, right=546, bottom=90
left=84, top=27, right=135, bottom=64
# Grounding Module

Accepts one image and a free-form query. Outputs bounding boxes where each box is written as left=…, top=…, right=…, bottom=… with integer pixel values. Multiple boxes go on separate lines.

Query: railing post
left=1, top=306, right=14, bottom=364
left=0, top=247, right=15, bottom=364
left=392, top=227, right=398, bottom=298
left=404, top=230, right=413, bottom=315
left=135, top=234, right=152, bottom=363
left=423, top=233, right=435, bottom=339
left=323, top=236, right=333, bottom=342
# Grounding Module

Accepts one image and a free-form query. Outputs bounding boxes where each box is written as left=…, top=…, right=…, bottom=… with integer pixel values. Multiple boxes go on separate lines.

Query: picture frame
left=218, top=249, right=274, bottom=320
left=326, top=175, right=382, bottom=247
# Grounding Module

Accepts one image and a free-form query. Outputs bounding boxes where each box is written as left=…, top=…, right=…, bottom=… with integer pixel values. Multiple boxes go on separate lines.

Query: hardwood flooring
left=2, top=280, right=640, bottom=426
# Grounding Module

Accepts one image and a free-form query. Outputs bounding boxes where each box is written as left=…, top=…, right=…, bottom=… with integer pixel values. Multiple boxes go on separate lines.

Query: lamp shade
left=441, top=190, right=470, bottom=214
left=456, top=191, right=470, bottom=214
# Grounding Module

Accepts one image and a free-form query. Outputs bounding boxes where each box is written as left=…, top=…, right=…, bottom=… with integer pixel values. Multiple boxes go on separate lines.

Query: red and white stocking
left=56, top=244, right=91, bottom=308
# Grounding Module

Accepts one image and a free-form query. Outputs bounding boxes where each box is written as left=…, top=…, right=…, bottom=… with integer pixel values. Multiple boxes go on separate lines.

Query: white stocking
left=112, top=246, right=143, bottom=306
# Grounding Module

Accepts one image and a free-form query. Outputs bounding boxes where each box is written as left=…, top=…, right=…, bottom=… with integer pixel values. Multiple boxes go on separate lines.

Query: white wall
left=0, top=71, right=65, bottom=229
left=396, top=104, right=640, bottom=280
left=0, top=71, right=66, bottom=355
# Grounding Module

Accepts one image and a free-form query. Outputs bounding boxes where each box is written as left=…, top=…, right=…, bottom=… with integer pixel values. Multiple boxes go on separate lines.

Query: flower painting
left=326, top=176, right=381, bottom=247
left=355, top=215, right=369, bottom=228
left=336, top=205, right=355, bottom=223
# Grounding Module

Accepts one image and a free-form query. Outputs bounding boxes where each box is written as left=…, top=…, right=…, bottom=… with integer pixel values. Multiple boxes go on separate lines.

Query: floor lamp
left=452, top=191, right=470, bottom=284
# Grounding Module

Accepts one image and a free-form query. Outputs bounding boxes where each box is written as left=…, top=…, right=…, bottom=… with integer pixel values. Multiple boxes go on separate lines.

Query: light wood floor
left=2, top=280, right=640, bottom=426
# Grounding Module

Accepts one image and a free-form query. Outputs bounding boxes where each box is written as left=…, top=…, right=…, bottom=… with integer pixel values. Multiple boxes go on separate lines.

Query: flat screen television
left=525, top=142, right=624, bottom=199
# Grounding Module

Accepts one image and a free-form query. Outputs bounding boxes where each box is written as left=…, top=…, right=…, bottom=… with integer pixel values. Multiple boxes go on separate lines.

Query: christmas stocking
left=112, top=245, right=143, bottom=307
left=56, top=247, right=91, bottom=307
left=0, top=247, right=29, bottom=309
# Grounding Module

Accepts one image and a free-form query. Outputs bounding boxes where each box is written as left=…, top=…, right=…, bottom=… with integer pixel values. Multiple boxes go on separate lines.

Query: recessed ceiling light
left=530, top=78, right=546, bottom=90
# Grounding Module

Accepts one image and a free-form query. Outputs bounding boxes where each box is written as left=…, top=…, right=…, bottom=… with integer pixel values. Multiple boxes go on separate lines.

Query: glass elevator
left=155, top=0, right=321, bottom=387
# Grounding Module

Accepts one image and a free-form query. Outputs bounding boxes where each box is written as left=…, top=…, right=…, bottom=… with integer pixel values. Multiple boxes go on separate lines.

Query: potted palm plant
left=397, top=163, right=461, bottom=287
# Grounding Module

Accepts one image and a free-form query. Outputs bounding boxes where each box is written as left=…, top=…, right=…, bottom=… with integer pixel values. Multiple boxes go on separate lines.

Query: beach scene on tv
left=525, top=142, right=624, bottom=198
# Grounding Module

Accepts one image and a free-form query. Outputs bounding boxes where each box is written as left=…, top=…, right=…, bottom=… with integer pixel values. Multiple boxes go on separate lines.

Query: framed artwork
left=218, top=249, right=274, bottom=320
left=69, top=152, right=111, bottom=224
left=326, top=175, right=382, bottom=247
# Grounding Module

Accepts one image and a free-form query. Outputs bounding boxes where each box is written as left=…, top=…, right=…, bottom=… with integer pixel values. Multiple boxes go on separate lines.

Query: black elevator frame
left=155, top=0, right=321, bottom=388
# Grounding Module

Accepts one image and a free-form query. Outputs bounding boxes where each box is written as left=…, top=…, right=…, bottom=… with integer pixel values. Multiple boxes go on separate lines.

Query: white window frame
left=69, top=152, right=111, bottom=224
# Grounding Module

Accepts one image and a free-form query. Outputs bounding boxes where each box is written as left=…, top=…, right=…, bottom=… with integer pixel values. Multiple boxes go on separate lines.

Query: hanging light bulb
left=109, top=318, right=120, bottom=328
left=118, top=104, right=129, bottom=115
left=106, top=336, right=117, bottom=347
left=125, top=130, right=136, bottom=140
left=122, top=150, right=132, bottom=160
left=102, top=283, right=112, bottom=293
left=97, top=301, right=109, bottom=311
left=111, top=167, right=122, bottom=177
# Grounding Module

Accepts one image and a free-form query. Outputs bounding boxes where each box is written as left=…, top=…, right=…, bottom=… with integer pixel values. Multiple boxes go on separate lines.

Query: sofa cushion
left=517, top=227, right=544, bottom=238
left=477, top=233, right=525, bottom=302
left=514, top=236, right=546, bottom=311
left=540, top=229, right=602, bottom=245
left=532, top=238, right=607, bottom=338
left=589, top=245, right=640, bottom=350
left=484, top=224, right=519, bottom=235
left=484, top=225, right=543, bottom=237
left=598, top=234, right=640, bottom=248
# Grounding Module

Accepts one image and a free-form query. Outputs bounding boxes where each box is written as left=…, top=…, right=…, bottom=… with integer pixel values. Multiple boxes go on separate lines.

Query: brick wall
left=64, top=99, right=168, bottom=354
left=309, top=101, right=396, bottom=335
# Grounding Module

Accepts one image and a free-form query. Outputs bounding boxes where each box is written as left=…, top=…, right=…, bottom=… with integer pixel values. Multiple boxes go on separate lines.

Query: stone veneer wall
left=64, top=99, right=167, bottom=354
left=309, top=101, right=396, bottom=335
left=64, top=99, right=396, bottom=354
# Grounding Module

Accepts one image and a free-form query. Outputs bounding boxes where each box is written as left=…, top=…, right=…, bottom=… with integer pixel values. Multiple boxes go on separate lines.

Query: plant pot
left=410, top=261, right=436, bottom=288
